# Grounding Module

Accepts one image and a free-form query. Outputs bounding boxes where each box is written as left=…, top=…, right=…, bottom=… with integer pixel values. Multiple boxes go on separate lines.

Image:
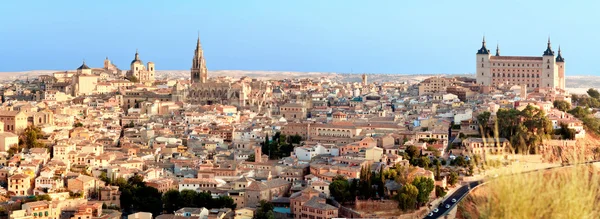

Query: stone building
left=71, top=61, right=99, bottom=97
left=476, top=37, right=566, bottom=91
left=186, top=35, right=273, bottom=107
left=126, top=50, right=156, bottom=83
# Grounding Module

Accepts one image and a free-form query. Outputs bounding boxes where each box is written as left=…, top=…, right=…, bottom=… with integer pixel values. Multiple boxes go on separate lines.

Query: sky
left=0, top=0, right=598, bottom=75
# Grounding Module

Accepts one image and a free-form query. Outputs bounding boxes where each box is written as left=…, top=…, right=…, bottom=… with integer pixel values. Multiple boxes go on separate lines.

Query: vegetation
left=253, top=200, right=275, bottom=219
left=569, top=106, right=600, bottom=135
left=162, top=189, right=236, bottom=214
left=495, top=105, right=553, bottom=154
left=462, top=154, right=600, bottom=218
left=126, top=75, right=139, bottom=83
left=435, top=185, right=447, bottom=198
left=330, top=176, right=351, bottom=203
left=19, top=126, right=45, bottom=148
left=556, top=123, right=576, bottom=140
left=553, top=100, right=571, bottom=112
left=448, top=171, right=458, bottom=186
left=73, top=122, right=84, bottom=127
left=246, top=153, right=255, bottom=162
left=477, top=111, right=491, bottom=135
left=261, top=132, right=302, bottom=159
left=396, top=184, right=419, bottom=210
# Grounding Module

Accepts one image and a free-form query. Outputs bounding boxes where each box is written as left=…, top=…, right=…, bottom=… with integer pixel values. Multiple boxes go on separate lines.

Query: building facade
left=126, top=50, right=156, bottom=83
left=186, top=35, right=273, bottom=107
left=476, top=37, right=565, bottom=90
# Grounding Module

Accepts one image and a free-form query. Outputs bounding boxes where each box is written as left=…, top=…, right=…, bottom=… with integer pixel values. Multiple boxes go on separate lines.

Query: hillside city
left=1, top=35, right=600, bottom=219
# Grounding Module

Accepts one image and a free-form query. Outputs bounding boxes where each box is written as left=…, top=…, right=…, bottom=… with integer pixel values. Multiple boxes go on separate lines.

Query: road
left=423, top=160, right=600, bottom=218
left=423, top=180, right=482, bottom=219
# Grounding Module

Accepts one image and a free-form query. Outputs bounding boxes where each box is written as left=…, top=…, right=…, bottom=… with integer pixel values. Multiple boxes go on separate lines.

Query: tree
left=330, top=179, right=350, bottom=203
left=214, top=196, right=237, bottom=209
left=396, top=184, right=418, bottom=210
left=588, top=88, right=600, bottom=99
left=133, top=186, right=162, bottom=216
left=435, top=185, right=447, bottom=198
left=453, top=156, right=466, bottom=167
left=74, top=122, right=84, bottom=127
left=127, top=75, right=139, bottom=83
left=558, top=123, right=576, bottom=140
left=553, top=100, right=571, bottom=112
left=405, top=146, right=420, bottom=160
left=180, top=190, right=197, bottom=207
left=193, top=192, right=212, bottom=208
left=412, top=176, right=435, bottom=206
left=415, top=156, right=430, bottom=168
left=448, top=171, right=458, bottom=186
left=477, top=111, right=491, bottom=135
left=19, top=126, right=44, bottom=148
left=254, top=200, right=275, bottom=219
left=162, top=190, right=181, bottom=213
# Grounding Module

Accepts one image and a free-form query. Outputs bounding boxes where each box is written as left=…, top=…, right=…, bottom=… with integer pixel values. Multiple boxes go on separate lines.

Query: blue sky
left=0, top=0, right=597, bottom=75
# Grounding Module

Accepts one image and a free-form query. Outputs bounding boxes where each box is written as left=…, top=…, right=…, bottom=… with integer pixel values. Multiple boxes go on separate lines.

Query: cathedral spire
left=477, top=35, right=490, bottom=55
left=556, top=45, right=565, bottom=62
left=495, top=43, right=500, bottom=56
left=543, top=37, right=554, bottom=56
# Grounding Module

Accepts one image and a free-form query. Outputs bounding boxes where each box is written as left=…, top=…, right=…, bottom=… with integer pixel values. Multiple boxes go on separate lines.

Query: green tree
left=330, top=178, right=350, bottom=203
left=448, top=171, right=458, bottom=186
left=415, top=156, right=430, bottom=168
left=588, top=88, right=600, bottom=99
left=254, top=200, right=275, bottom=219
left=412, top=176, right=435, bottom=206
left=214, top=196, right=237, bottom=209
left=435, top=185, right=447, bottom=198
left=74, top=122, right=84, bottom=127
left=553, top=100, right=572, bottom=112
left=558, top=123, right=576, bottom=140
left=396, top=184, right=419, bottom=210
left=133, top=186, right=162, bottom=216
left=162, top=190, right=181, bottom=213
left=180, top=190, right=197, bottom=207
left=19, top=126, right=44, bottom=148
left=405, top=145, right=420, bottom=160
left=477, top=111, right=491, bottom=135
left=193, top=192, right=212, bottom=208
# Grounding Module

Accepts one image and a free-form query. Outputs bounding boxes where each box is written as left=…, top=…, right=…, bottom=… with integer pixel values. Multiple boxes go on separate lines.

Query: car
left=433, top=208, right=439, bottom=213
left=428, top=212, right=434, bottom=216
left=452, top=198, right=457, bottom=203
left=445, top=204, right=451, bottom=208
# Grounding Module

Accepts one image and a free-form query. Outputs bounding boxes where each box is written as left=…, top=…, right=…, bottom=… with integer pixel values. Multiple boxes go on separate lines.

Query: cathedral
left=183, top=36, right=273, bottom=108
left=126, top=50, right=156, bottom=83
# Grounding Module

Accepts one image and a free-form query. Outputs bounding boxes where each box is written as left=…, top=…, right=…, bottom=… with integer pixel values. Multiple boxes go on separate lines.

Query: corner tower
left=191, top=35, right=208, bottom=84
left=541, top=38, right=557, bottom=89
left=475, top=36, right=492, bottom=86
left=556, top=46, right=565, bottom=90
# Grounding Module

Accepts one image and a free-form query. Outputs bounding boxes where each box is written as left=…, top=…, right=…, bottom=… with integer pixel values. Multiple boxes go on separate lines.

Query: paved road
left=423, top=180, right=482, bottom=219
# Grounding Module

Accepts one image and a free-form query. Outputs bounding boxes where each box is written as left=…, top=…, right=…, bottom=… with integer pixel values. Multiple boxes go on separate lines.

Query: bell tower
left=191, top=34, right=208, bottom=84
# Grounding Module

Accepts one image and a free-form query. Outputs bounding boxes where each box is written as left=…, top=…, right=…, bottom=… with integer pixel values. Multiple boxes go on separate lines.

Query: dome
left=131, top=50, right=143, bottom=65
left=77, top=61, right=90, bottom=70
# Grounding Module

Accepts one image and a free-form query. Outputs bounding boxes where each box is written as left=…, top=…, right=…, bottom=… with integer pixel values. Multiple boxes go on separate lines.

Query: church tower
left=475, top=36, right=492, bottom=86
left=556, top=46, right=565, bottom=90
left=541, top=37, right=557, bottom=89
left=191, top=35, right=208, bottom=84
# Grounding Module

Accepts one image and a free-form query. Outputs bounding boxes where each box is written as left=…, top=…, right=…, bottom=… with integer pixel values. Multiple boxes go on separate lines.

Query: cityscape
left=2, top=1, right=600, bottom=219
